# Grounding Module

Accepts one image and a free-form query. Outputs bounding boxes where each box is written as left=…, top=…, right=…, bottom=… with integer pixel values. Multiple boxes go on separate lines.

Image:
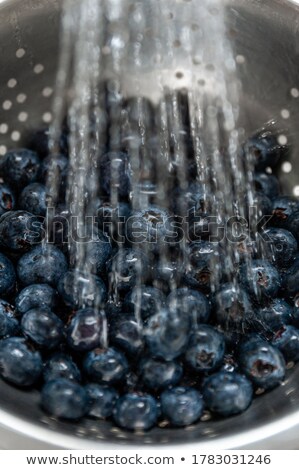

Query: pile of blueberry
left=0, top=110, right=299, bottom=433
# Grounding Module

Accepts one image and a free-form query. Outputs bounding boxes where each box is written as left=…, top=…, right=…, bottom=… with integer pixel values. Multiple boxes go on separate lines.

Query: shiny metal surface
left=0, top=0, right=299, bottom=449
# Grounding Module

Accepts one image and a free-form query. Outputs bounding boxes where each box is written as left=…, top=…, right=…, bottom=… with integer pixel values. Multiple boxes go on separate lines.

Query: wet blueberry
left=282, top=258, right=299, bottom=300
left=67, top=308, right=106, bottom=352
left=271, top=325, right=299, bottom=363
left=43, top=353, right=81, bottom=383
left=99, top=151, right=132, bottom=199
left=255, top=298, right=293, bottom=332
left=21, top=308, right=64, bottom=350
left=139, top=357, right=183, bottom=391
left=263, top=228, right=297, bottom=268
left=83, top=347, right=129, bottom=385
left=183, top=241, right=222, bottom=293
left=17, top=245, right=68, bottom=287
left=238, top=338, right=285, bottom=390
left=0, top=253, right=16, bottom=296
left=214, top=284, right=254, bottom=332
left=41, top=379, right=88, bottom=420
left=113, top=392, right=158, bottom=431
left=58, top=270, right=107, bottom=309
left=85, top=384, right=119, bottom=419
left=15, top=283, right=57, bottom=315
left=253, top=172, right=280, bottom=199
left=2, top=149, right=40, bottom=188
left=127, top=206, right=174, bottom=249
left=0, top=337, right=42, bottom=386
left=19, top=183, right=49, bottom=216
left=203, top=371, right=253, bottom=416
left=168, top=287, right=211, bottom=326
left=107, top=248, right=149, bottom=295
left=124, top=285, right=166, bottom=322
left=74, top=231, right=112, bottom=276
left=271, top=196, right=299, bottom=229
left=0, top=184, right=15, bottom=216
left=39, top=154, right=68, bottom=198
left=239, top=259, right=281, bottom=299
left=0, top=299, right=19, bottom=338
left=160, top=387, right=203, bottom=427
left=109, top=318, right=144, bottom=356
left=0, top=210, right=43, bottom=253
left=243, top=127, right=288, bottom=171
left=28, top=127, right=68, bottom=158
left=185, top=325, right=225, bottom=372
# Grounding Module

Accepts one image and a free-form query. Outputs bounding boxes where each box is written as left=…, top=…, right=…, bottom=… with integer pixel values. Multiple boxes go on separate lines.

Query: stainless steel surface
left=0, top=0, right=299, bottom=449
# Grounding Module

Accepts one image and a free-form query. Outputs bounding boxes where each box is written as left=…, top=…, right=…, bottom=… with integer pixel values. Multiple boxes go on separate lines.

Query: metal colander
left=0, top=0, right=299, bottom=449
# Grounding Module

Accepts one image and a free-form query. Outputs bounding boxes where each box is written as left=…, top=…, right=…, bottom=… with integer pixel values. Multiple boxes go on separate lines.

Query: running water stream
left=48, top=0, right=260, bottom=333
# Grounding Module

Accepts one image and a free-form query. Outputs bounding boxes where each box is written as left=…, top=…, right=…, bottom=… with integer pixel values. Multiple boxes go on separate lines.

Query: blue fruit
left=253, top=172, right=280, bottom=198
left=127, top=206, right=173, bottom=248
left=238, top=338, right=285, bottom=390
left=263, top=228, right=297, bottom=268
left=282, top=258, right=299, bottom=300
left=67, top=308, right=106, bottom=352
left=239, top=259, right=281, bottom=299
left=19, top=183, right=48, bottom=216
left=100, top=151, right=132, bottom=198
left=139, top=357, right=183, bottom=390
left=43, top=353, right=81, bottom=383
left=0, top=184, right=15, bottom=216
left=107, top=248, right=148, bottom=295
left=124, top=285, right=166, bottom=322
left=17, top=245, right=68, bottom=287
left=97, top=201, right=131, bottom=241
left=15, top=283, right=57, bottom=315
left=28, top=127, right=68, bottom=158
left=185, top=325, right=225, bottom=372
left=83, top=347, right=128, bottom=385
left=214, top=284, right=254, bottom=332
left=243, top=127, right=288, bottom=171
left=3, top=149, right=40, bottom=188
left=58, top=270, right=107, bottom=309
left=271, top=196, right=299, bottom=229
left=113, top=393, right=158, bottom=431
left=39, top=154, right=68, bottom=197
left=203, top=371, right=253, bottom=416
left=152, top=260, right=183, bottom=293
left=160, top=387, right=203, bottom=427
left=109, top=318, right=144, bottom=356
left=271, top=325, right=299, bottom=363
left=256, top=298, right=293, bottom=331
left=0, top=299, right=19, bottom=338
left=21, top=308, right=64, bottom=350
left=144, top=309, right=190, bottom=360
left=0, top=253, right=16, bottom=296
left=41, top=379, right=88, bottom=420
left=184, top=241, right=222, bottom=292
left=0, top=337, right=42, bottom=386
left=168, top=287, right=211, bottom=326
left=85, top=384, right=119, bottom=419
left=78, top=231, right=112, bottom=276
left=0, top=210, right=43, bottom=252
left=286, top=210, right=299, bottom=244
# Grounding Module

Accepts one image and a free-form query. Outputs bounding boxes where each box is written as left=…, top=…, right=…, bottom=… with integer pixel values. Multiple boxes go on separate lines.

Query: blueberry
left=0, top=184, right=15, bottom=215
left=0, top=337, right=42, bottom=386
left=2, top=149, right=40, bottom=188
left=19, top=183, right=49, bottom=216
left=72, top=231, right=112, bottom=276
left=21, top=308, right=64, bottom=350
left=243, top=126, right=288, bottom=171
left=15, top=283, right=57, bottom=315
left=110, top=318, right=143, bottom=356
left=282, top=258, right=299, bottom=300
left=167, top=288, right=211, bottom=325
left=202, top=371, right=253, bottom=416
left=67, top=308, right=106, bottom=352
left=127, top=206, right=174, bottom=249
left=253, top=172, right=280, bottom=199
left=185, top=325, right=225, bottom=372
left=151, top=260, right=184, bottom=293
left=43, top=353, right=81, bottom=383
left=124, top=286, right=166, bottom=322
left=0, top=252, right=16, bottom=296
left=172, top=182, right=211, bottom=214
left=239, top=260, right=281, bottom=299
left=17, top=245, right=68, bottom=287
left=249, top=192, right=272, bottom=218
left=0, top=299, right=19, bottom=338
left=184, top=241, right=222, bottom=292
left=41, top=379, right=88, bottom=420
left=83, top=347, right=128, bottom=385
left=97, top=201, right=131, bottom=241
left=139, top=357, right=183, bottom=391
left=107, top=248, right=148, bottom=295
left=99, top=151, right=132, bottom=198
left=85, top=384, right=119, bottom=419
left=28, top=127, right=68, bottom=158
left=0, top=210, right=43, bottom=252
left=271, top=325, right=299, bottom=363
left=214, top=284, right=254, bottom=332
left=256, top=298, right=293, bottom=331
left=47, top=204, right=69, bottom=247
left=238, top=338, right=285, bottom=390
left=58, top=270, right=107, bottom=309
left=263, top=228, right=297, bottom=268
left=113, top=392, right=158, bottom=431
left=144, top=309, right=190, bottom=360
left=160, top=387, right=203, bottom=427
left=285, top=210, right=299, bottom=244
left=271, top=196, right=299, bottom=229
